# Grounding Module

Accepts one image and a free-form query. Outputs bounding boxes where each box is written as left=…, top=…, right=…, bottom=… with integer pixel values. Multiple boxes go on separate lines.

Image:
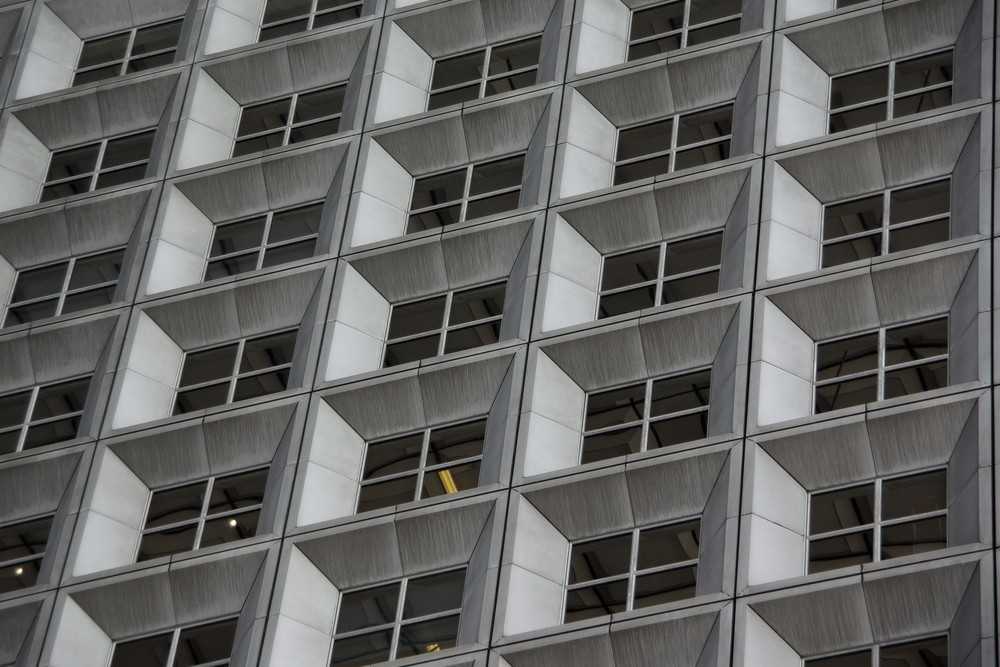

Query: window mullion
left=656, top=241, right=669, bottom=306
left=193, top=478, right=214, bottom=549
left=17, top=387, right=41, bottom=452
left=460, top=164, right=474, bottom=222
left=285, top=95, right=298, bottom=146
left=640, top=379, right=654, bottom=453
left=391, top=579, right=409, bottom=660
left=627, top=528, right=640, bottom=610
left=872, top=478, right=883, bottom=563
left=259, top=211, right=275, bottom=270
left=479, top=48, right=490, bottom=99
left=439, top=291, right=454, bottom=356
left=92, top=140, right=110, bottom=191
left=227, top=340, right=245, bottom=404
left=55, top=258, right=75, bottom=317
left=882, top=188, right=892, bottom=258
left=165, top=627, right=181, bottom=667
left=887, top=62, right=896, bottom=119
left=417, top=429, right=432, bottom=503
left=681, top=0, right=692, bottom=48
left=668, top=113, right=680, bottom=173
left=877, top=327, right=887, bottom=401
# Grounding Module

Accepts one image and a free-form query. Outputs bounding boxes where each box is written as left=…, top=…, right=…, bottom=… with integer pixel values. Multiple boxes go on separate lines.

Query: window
left=109, top=617, right=239, bottom=667
left=822, top=178, right=950, bottom=268
left=137, top=467, right=268, bottom=562
left=805, top=636, right=947, bottom=667
left=383, top=282, right=505, bottom=367
left=627, top=0, right=742, bottom=61
left=614, top=105, right=733, bottom=185
left=233, top=85, right=346, bottom=157
left=428, top=35, right=542, bottom=111
left=582, top=369, right=710, bottom=465
left=814, top=317, right=948, bottom=413
left=74, top=19, right=184, bottom=86
left=3, top=248, right=125, bottom=327
left=205, top=202, right=322, bottom=280
left=0, top=376, right=91, bottom=455
left=331, top=568, right=467, bottom=666
left=41, top=129, right=156, bottom=202
left=0, top=514, right=52, bottom=594
left=173, top=329, right=297, bottom=415
left=835, top=0, right=870, bottom=7
left=357, top=418, right=485, bottom=513
left=807, top=469, right=946, bottom=574
left=258, top=0, right=363, bottom=42
left=565, top=519, right=700, bottom=622
left=829, top=49, right=953, bottom=133
left=406, top=154, right=525, bottom=234
left=598, top=232, right=724, bottom=318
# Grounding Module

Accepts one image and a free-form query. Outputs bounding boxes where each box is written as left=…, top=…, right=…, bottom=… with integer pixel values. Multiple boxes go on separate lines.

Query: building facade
left=0, top=0, right=994, bottom=666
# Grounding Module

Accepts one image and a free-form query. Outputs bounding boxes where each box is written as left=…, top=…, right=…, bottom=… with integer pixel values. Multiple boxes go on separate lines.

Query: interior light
left=228, top=518, right=238, bottom=528
left=437, top=470, right=458, bottom=494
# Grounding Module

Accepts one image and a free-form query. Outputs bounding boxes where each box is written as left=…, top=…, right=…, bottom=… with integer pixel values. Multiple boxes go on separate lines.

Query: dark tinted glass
left=0, top=391, right=30, bottom=429
left=428, top=85, right=481, bottom=110
left=885, top=318, right=947, bottom=366
left=637, top=520, right=700, bottom=569
left=880, top=637, right=948, bottom=666
left=41, top=178, right=93, bottom=201
left=210, top=217, right=267, bottom=257
left=686, top=17, right=741, bottom=46
left=261, top=239, right=316, bottom=267
left=830, top=66, right=889, bottom=109
left=689, top=0, right=741, bottom=23
left=131, top=20, right=183, bottom=56
left=665, top=232, right=723, bottom=276
left=469, top=154, right=525, bottom=197
left=824, top=195, right=884, bottom=240
left=179, top=344, right=238, bottom=387
left=22, top=417, right=81, bottom=449
left=883, top=360, right=947, bottom=400
left=443, top=321, right=501, bottom=353
left=289, top=119, right=340, bottom=145
left=881, top=516, right=947, bottom=560
left=4, top=301, right=59, bottom=326
left=882, top=470, right=946, bottom=520
left=145, top=481, right=207, bottom=529
left=233, top=133, right=285, bottom=157
left=630, top=2, right=684, bottom=42
left=109, top=632, right=173, bottom=667
left=263, top=0, right=312, bottom=23
left=0, top=430, right=19, bottom=454
left=336, top=583, right=400, bottom=633
left=889, top=218, right=950, bottom=254
left=488, top=36, right=542, bottom=76
left=804, top=650, right=872, bottom=667
left=449, top=282, right=505, bottom=326
left=677, top=106, right=733, bottom=146
left=599, top=286, right=658, bottom=318
left=633, top=565, right=697, bottom=608
left=585, top=382, right=646, bottom=431
left=647, top=411, right=709, bottom=449
left=31, top=377, right=90, bottom=419
left=206, top=254, right=259, bottom=280
left=816, top=332, right=879, bottom=381
left=68, top=249, right=124, bottom=290
left=174, top=618, right=238, bottom=667
left=894, top=88, right=952, bottom=118
left=830, top=102, right=888, bottom=133
left=0, top=559, right=41, bottom=593
left=674, top=140, right=731, bottom=170
left=615, top=156, right=671, bottom=184
left=314, top=2, right=364, bottom=27
left=568, top=533, right=632, bottom=584
left=426, top=419, right=486, bottom=465
left=329, top=629, right=393, bottom=667
left=232, top=368, right=290, bottom=401
left=890, top=180, right=950, bottom=225
left=628, top=34, right=681, bottom=61
left=388, top=296, right=447, bottom=339
left=208, top=468, right=268, bottom=514
left=47, top=144, right=101, bottom=181
left=895, top=51, right=953, bottom=94
left=403, top=569, right=466, bottom=619
left=808, top=530, right=874, bottom=573
left=487, top=72, right=536, bottom=97
left=237, top=98, right=292, bottom=137
left=74, top=65, right=122, bottom=86
left=11, top=263, right=68, bottom=302
left=464, top=190, right=521, bottom=220
left=78, top=33, right=130, bottom=68
left=174, top=384, right=231, bottom=414
left=411, top=169, right=466, bottom=210
left=823, top=236, right=882, bottom=268
left=357, top=475, right=419, bottom=512
left=363, top=434, right=423, bottom=479
left=200, top=510, right=261, bottom=547
left=649, top=369, right=711, bottom=416
left=384, top=335, right=441, bottom=366
left=602, top=247, right=660, bottom=291
left=101, top=131, right=155, bottom=169
left=421, top=461, right=481, bottom=498
left=95, top=163, right=149, bottom=190
left=0, top=516, right=51, bottom=562
left=431, top=50, right=486, bottom=90
left=564, top=580, right=628, bottom=621
left=294, top=85, right=347, bottom=123
left=407, top=205, right=463, bottom=233
left=582, top=425, right=643, bottom=463
left=617, top=119, right=673, bottom=161
left=126, top=51, right=177, bottom=73
left=395, top=616, right=461, bottom=658
left=240, top=330, right=297, bottom=372
left=810, top=484, right=875, bottom=535
left=662, top=270, right=721, bottom=303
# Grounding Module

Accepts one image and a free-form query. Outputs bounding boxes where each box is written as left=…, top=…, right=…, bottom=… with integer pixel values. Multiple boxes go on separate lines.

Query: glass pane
left=426, top=419, right=486, bottom=465
left=109, top=632, right=173, bottom=667
left=146, top=481, right=207, bottom=529
left=208, top=468, right=268, bottom=514
left=262, top=0, right=312, bottom=24
left=262, top=239, right=317, bottom=268
left=649, top=369, right=711, bottom=417
left=200, top=509, right=261, bottom=548
left=581, top=425, right=643, bottom=463
left=602, top=246, right=660, bottom=292
left=443, top=321, right=501, bottom=353
left=815, top=376, right=878, bottom=413
left=464, top=190, right=521, bottom=220
left=568, top=533, right=632, bottom=585
left=232, top=369, right=290, bottom=401
left=411, top=169, right=466, bottom=210
left=881, top=516, right=947, bottom=560
left=885, top=318, right=947, bottom=366
left=816, top=332, right=879, bottom=382
left=313, top=5, right=364, bottom=27
left=637, top=520, right=700, bottom=569
left=205, top=254, right=260, bottom=280
left=630, top=2, right=684, bottom=42
left=665, top=232, right=723, bottom=276
left=894, top=88, right=952, bottom=118
left=469, top=154, right=525, bottom=197
left=174, top=618, right=238, bottom=667
left=179, top=344, right=239, bottom=387
left=94, top=163, right=148, bottom=190
left=11, top=263, right=68, bottom=303
left=677, top=106, right=733, bottom=147
left=240, top=330, right=297, bottom=373
left=406, top=205, right=463, bottom=233
left=329, top=629, right=393, bottom=667
left=674, top=140, right=730, bottom=170
left=809, top=483, right=875, bottom=535
left=41, top=178, right=93, bottom=201
left=258, top=19, right=309, bottom=42
left=488, top=36, right=541, bottom=76
left=824, top=195, right=884, bottom=240
left=0, top=391, right=30, bottom=430
left=895, top=51, right=953, bottom=94
left=269, top=203, right=323, bottom=243
left=598, top=286, right=658, bottom=318
left=618, top=119, right=673, bottom=162
left=131, top=20, right=184, bottom=56
left=210, top=218, right=267, bottom=257
left=889, top=218, right=949, bottom=254
left=487, top=71, right=538, bottom=97
left=78, top=33, right=130, bottom=68
left=647, top=411, right=708, bottom=449
left=336, top=583, right=401, bottom=633
left=4, top=301, right=58, bottom=327
left=633, top=564, right=698, bottom=608
left=388, top=296, right=447, bottom=339
left=125, top=51, right=177, bottom=73
left=586, top=383, right=646, bottom=431
left=689, top=0, right=741, bottom=24
left=233, top=133, right=286, bottom=157
left=421, top=460, right=481, bottom=498
left=822, top=235, right=882, bottom=268
left=137, top=524, right=198, bottom=561
left=882, top=470, right=946, bottom=520
left=0, top=559, right=41, bottom=594
left=804, top=650, right=872, bottom=667
left=614, top=155, right=671, bottom=184
left=662, top=269, right=720, bottom=303
left=628, top=34, right=681, bottom=61
left=174, top=383, right=231, bottom=414
left=808, top=530, right=874, bottom=573
left=830, top=102, right=888, bottom=133
left=880, top=636, right=948, bottom=666
left=396, top=616, right=461, bottom=658
left=46, top=144, right=100, bottom=181
left=384, top=335, right=441, bottom=367
left=686, top=17, right=741, bottom=46
left=73, top=65, right=122, bottom=86
left=0, top=430, right=20, bottom=455
left=32, top=377, right=90, bottom=419
left=890, top=180, right=950, bottom=224
left=68, top=249, right=124, bottom=290
left=22, top=417, right=81, bottom=449
left=288, top=118, right=340, bottom=143
left=448, top=282, right=506, bottom=326
left=564, top=580, right=628, bottom=621
left=102, top=131, right=155, bottom=169
left=363, top=433, right=424, bottom=480
left=403, top=569, right=466, bottom=619
left=431, top=50, right=486, bottom=90
left=831, top=66, right=889, bottom=109
left=358, top=475, right=419, bottom=512
left=0, top=516, right=51, bottom=562
left=428, top=85, right=481, bottom=110
left=237, top=98, right=292, bottom=137
left=883, top=360, right=947, bottom=400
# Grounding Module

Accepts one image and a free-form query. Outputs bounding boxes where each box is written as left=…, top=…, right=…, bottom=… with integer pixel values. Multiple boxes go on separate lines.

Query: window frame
left=232, top=84, right=348, bottom=158
left=0, top=512, right=54, bottom=593
left=427, top=34, right=543, bottom=111
left=41, top=128, right=157, bottom=202
left=626, top=0, right=743, bottom=61
left=108, top=615, right=240, bottom=667
left=258, top=0, right=365, bottom=42
left=0, top=375, right=92, bottom=456
left=2, top=246, right=126, bottom=328
left=803, top=634, right=949, bottom=666
left=73, top=17, right=184, bottom=87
